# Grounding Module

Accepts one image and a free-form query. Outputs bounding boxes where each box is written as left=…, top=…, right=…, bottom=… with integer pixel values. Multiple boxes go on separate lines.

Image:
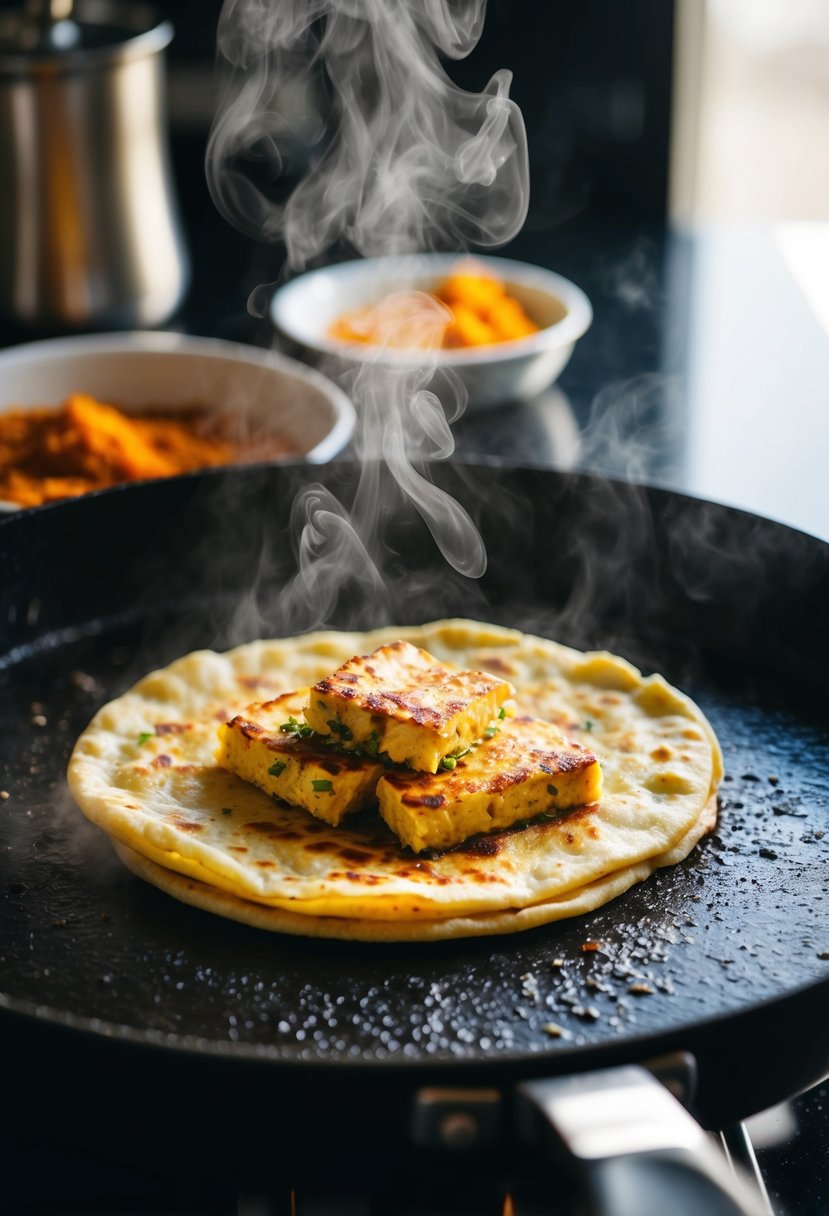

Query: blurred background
left=154, top=0, right=829, bottom=223
left=4, top=0, right=825, bottom=531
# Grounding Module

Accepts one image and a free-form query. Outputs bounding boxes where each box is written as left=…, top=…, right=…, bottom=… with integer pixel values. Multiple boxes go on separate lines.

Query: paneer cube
left=376, top=715, right=602, bottom=853
left=303, top=641, right=513, bottom=773
left=216, top=690, right=382, bottom=826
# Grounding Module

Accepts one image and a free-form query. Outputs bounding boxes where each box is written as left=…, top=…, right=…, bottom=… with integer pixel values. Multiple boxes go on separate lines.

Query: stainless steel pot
left=0, top=0, right=190, bottom=330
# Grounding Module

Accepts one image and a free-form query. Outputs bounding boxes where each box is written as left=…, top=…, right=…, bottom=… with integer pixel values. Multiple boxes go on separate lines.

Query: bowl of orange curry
left=0, top=332, right=355, bottom=510
left=270, top=255, right=592, bottom=409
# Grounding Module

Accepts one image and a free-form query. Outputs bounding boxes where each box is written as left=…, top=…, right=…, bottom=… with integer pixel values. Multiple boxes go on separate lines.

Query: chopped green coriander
left=327, top=719, right=353, bottom=741
left=498, top=706, right=506, bottom=719
left=268, top=760, right=287, bottom=777
left=364, top=731, right=380, bottom=756
left=583, top=719, right=594, bottom=731
left=312, top=778, right=333, bottom=792
left=136, top=731, right=153, bottom=746
left=279, top=716, right=313, bottom=739
left=484, top=724, right=500, bottom=739
left=440, top=745, right=472, bottom=771
left=221, top=807, right=233, bottom=816
left=547, top=783, right=559, bottom=796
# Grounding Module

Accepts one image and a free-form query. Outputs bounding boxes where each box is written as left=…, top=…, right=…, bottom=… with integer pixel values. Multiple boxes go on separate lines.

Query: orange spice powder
left=328, top=268, right=540, bottom=351
left=0, top=394, right=247, bottom=508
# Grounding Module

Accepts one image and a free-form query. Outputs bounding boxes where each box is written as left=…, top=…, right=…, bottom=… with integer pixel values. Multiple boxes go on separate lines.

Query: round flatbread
left=68, top=620, right=722, bottom=935
left=111, top=794, right=717, bottom=941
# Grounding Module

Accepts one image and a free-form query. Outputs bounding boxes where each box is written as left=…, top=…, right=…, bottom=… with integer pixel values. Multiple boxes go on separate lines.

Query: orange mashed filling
left=0, top=393, right=270, bottom=508
left=328, top=268, right=540, bottom=351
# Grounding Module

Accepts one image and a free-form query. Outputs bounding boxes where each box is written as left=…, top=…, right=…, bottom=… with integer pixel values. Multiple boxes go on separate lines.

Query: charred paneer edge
left=376, top=715, right=603, bottom=853
left=216, top=689, right=382, bottom=826
left=303, top=641, right=513, bottom=773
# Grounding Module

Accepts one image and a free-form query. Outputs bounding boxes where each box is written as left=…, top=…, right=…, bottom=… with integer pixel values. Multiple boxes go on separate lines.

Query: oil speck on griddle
left=525, top=913, right=692, bottom=1041
left=518, top=749, right=825, bottom=1043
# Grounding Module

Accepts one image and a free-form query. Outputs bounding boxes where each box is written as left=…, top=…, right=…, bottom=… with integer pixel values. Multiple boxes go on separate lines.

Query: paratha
left=67, top=620, right=722, bottom=939
left=112, top=795, right=716, bottom=941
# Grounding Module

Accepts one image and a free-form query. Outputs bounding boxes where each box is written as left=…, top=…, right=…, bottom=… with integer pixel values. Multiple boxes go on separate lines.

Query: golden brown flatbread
left=68, top=620, right=722, bottom=938
left=112, top=795, right=716, bottom=941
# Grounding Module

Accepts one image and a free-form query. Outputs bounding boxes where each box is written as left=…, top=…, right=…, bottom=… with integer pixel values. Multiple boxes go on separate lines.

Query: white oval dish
left=270, top=254, right=592, bottom=410
left=0, top=331, right=356, bottom=511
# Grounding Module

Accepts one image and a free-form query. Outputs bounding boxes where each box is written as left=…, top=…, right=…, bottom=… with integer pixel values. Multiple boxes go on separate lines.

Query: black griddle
left=1, top=462, right=827, bottom=1211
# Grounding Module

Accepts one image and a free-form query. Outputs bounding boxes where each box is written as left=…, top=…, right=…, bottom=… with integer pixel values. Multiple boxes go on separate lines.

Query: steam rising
left=207, top=0, right=528, bottom=267
left=207, top=0, right=529, bottom=611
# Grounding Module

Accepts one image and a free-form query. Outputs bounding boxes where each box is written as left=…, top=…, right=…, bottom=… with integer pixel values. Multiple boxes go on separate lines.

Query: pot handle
left=517, top=1065, right=770, bottom=1216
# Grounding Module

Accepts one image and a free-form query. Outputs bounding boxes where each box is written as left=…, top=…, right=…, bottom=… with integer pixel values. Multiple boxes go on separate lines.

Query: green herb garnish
left=327, top=719, right=353, bottom=741
left=279, top=716, right=314, bottom=739
left=583, top=719, right=594, bottom=731
left=136, top=731, right=154, bottom=746
left=440, top=746, right=472, bottom=771
left=312, top=779, right=333, bottom=792
left=498, top=706, right=506, bottom=719
left=221, top=807, right=233, bottom=816
left=484, top=725, right=500, bottom=739
left=364, top=731, right=380, bottom=756
left=268, top=760, right=287, bottom=777
left=547, top=783, right=559, bottom=796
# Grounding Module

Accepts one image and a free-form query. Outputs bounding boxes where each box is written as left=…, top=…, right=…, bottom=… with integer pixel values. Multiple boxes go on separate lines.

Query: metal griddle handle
left=517, top=1065, right=770, bottom=1216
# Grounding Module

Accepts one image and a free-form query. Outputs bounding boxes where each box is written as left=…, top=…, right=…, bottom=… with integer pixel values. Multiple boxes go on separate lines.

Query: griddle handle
left=516, top=1065, right=769, bottom=1216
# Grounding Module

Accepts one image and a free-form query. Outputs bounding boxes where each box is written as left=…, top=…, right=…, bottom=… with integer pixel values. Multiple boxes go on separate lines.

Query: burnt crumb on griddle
left=0, top=790, right=9, bottom=800
left=71, top=670, right=101, bottom=695
left=759, top=847, right=779, bottom=860
left=572, top=1004, right=601, bottom=1021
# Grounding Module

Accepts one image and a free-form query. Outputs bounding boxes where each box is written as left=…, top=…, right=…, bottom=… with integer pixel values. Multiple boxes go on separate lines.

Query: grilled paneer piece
left=216, top=690, right=382, bottom=826
left=303, top=641, right=513, bottom=773
left=376, top=715, right=602, bottom=853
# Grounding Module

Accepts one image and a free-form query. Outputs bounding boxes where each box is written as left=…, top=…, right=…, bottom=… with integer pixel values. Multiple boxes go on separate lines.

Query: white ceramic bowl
left=270, top=254, right=592, bottom=409
left=0, top=331, right=356, bottom=510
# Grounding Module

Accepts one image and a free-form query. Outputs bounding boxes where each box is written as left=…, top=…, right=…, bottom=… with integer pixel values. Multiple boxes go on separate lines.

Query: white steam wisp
left=208, top=0, right=529, bottom=613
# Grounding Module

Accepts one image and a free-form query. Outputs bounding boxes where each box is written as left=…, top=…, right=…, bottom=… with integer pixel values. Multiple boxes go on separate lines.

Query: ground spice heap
left=329, top=267, right=540, bottom=350
left=0, top=393, right=241, bottom=507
